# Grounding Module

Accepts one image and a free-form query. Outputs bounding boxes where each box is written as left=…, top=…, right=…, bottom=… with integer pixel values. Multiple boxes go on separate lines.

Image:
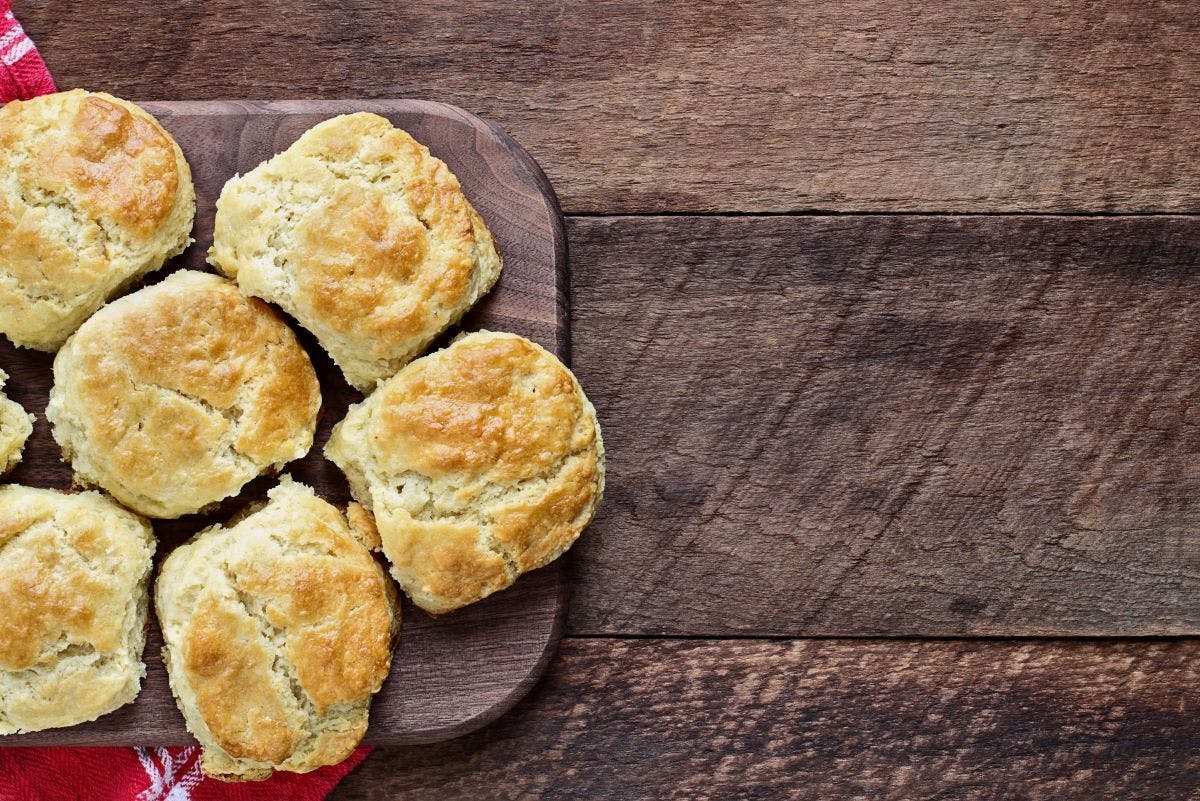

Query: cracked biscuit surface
left=155, top=478, right=398, bottom=781
left=326, top=330, right=604, bottom=614
left=0, top=369, right=33, bottom=476
left=208, top=112, right=502, bottom=391
left=0, top=89, right=195, bottom=351
left=46, top=270, right=321, bottom=518
left=0, top=485, right=154, bottom=734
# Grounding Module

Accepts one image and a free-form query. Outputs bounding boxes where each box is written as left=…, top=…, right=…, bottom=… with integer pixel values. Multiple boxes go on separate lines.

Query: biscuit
left=326, top=331, right=604, bottom=614
left=46, top=270, right=321, bottom=519
left=0, top=369, right=33, bottom=476
left=0, top=90, right=196, bottom=351
left=0, top=485, right=154, bottom=734
left=208, top=112, right=502, bottom=391
left=155, top=478, right=398, bottom=781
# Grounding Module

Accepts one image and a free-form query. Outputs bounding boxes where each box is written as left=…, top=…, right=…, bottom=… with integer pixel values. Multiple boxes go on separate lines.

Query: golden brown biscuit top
left=0, top=90, right=189, bottom=305
left=182, top=593, right=299, bottom=765
left=370, top=332, right=595, bottom=484
left=49, top=270, right=320, bottom=517
left=158, top=479, right=396, bottom=767
left=287, top=114, right=477, bottom=343
left=327, top=331, right=604, bottom=613
left=0, top=90, right=181, bottom=240
left=210, top=112, right=500, bottom=388
left=0, top=487, right=153, bottom=672
left=69, top=270, right=318, bottom=464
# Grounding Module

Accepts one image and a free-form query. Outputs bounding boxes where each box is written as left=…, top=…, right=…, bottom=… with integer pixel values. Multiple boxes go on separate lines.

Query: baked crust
left=209, top=112, right=501, bottom=390
left=0, top=486, right=154, bottom=734
left=0, top=369, right=33, bottom=476
left=326, top=331, right=604, bottom=613
left=46, top=270, right=321, bottom=518
left=155, top=478, right=399, bottom=781
left=0, top=90, right=195, bottom=350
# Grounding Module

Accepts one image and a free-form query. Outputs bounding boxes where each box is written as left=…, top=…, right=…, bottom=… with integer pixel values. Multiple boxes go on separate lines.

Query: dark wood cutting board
left=0, top=100, right=568, bottom=746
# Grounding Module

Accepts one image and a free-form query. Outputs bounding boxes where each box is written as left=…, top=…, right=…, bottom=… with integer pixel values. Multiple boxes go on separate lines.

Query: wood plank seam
left=566, top=213, right=1200, bottom=637
left=21, top=1, right=1200, bottom=214
left=334, top=637, right=1200, bottom=800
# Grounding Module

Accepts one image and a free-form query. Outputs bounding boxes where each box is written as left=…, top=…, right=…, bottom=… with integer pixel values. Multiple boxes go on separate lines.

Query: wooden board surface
left=567, top=215, right=1200, bottom=637
left=334, top=638, right=1200, bottom=801
left=19, top=0, right=1200, bottom=213
left=0, top=100, right=568, bottom=745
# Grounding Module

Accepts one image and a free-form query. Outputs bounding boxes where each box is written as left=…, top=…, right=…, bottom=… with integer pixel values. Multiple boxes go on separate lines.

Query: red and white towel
left=0, top=3, right=371, bottom=798
left=0, top=0, right=54, bottom=100
left=0, top=747, right=369, bottom=801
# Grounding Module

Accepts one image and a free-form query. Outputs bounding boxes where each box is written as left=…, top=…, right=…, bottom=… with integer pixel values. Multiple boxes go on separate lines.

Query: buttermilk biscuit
left=47, top=270, right=320, bottom=519
left=0, top=370, right=33, bottom=476
left=0, top=90, right=195, bottom=351
left=156, top=478, right=398, bottom=781
left=0, top=486, right=154, bottom=734
left=208, top=112, right=502, bottom=391
left=326, top=331, right=604, bottom=614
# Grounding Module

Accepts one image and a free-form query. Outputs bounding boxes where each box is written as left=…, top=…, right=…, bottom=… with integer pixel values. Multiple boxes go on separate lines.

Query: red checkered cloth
left=0, top=0, right=53, bottom=99
left=0, top=748, right=369, bottom=800
left=0, top=3, right=371, bottom=798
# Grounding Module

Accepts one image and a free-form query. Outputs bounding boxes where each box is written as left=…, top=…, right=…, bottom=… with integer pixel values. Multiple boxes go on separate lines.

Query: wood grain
left=568, top=215, right=1200, bottom=637
left=332, top=638, right=1200, bottom=801
left=16, top=0, right=1200, bottom=213
left=0, top=101, right=567, bottom=745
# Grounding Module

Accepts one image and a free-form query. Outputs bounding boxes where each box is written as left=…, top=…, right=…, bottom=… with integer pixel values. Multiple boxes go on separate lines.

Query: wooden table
left=19, top=1, right=1200, bottom=797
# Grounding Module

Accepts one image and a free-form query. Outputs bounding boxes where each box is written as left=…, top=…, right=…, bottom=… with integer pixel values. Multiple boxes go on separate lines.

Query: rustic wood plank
left=17, top=0, right=1200, bottom=213
left=568, top=215, right=1200, bottom=636
left=0, top=100, right=567, bottom=746
left=332, top=637, right=1200, bottom=800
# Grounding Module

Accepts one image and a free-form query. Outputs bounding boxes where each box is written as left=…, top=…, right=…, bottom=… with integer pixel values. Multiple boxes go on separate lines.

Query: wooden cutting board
left=0, top=100, right=568, bottom=746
